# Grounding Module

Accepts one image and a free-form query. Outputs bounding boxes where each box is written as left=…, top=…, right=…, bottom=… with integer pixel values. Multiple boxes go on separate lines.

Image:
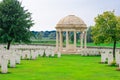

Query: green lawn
left=87, top=43, right=120, bottom=48
left=31, top=40, right=120, bottom=48
left=0, top=55, right=120, bottom=80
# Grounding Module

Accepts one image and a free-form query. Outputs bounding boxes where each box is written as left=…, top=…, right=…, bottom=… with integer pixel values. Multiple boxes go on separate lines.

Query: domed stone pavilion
left=55, top=15, right=87, bottom=54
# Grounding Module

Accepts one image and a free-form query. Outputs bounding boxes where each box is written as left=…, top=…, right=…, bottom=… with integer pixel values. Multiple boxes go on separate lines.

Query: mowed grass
left=0, top=55, right=120, bottom=80
left=87, top=43, right=120, bottom=48
left=31, top=40, right=120, bottom=48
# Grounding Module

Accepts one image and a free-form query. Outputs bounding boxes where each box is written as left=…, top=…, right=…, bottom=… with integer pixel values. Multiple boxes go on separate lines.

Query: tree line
left=31, top=28, right=93, bottom=43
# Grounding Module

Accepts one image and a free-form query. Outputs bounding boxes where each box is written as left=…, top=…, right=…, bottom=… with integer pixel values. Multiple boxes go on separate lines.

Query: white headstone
left=31, top=50, right=36, bottom=60
left=108, top=51, right=113, bottom=65
left=51, top=51, right=55, bottom=57
left=26, top=50, right=31, bottom=60
left=0, top=54, right=2, bottom=67
left=1, top=55, right=8, bottom=73
left=35, top=50, right=39, bottom=57
left=57, top=51, right=61, bottom=58
left=101, top=51, right=107, bottom=63
left=80, top=50, right=84, bottom=56
left=39, top=50, right=44, bottom=56
left=45, top=50, right=50, bottom=57
left=21, top=51, right=26, bottom=59
left=115, top=51, right=120, bottom=65
left=15, top=53, right=21, bottom=64
left=10, top=54, right=16, bottom=68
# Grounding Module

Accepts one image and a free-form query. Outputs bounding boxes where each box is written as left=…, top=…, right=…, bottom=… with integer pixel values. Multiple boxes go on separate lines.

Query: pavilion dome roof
left=55, top=15, right=87, bottom=29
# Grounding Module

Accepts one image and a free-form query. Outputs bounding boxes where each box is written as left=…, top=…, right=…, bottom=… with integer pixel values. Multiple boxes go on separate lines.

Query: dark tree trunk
left=7, top=41, right=11, bottom=50
left=113, top=40, right=116, bottom=59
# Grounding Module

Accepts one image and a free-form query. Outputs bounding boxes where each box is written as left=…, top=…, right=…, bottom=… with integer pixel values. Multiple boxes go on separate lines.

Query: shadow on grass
left=0, top=72, right=11, bottom=74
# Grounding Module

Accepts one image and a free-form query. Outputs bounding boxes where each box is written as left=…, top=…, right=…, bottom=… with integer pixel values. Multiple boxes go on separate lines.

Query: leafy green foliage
left=0, top=0, right=34, bottom=49
left=31, top=31, right=56, bottom=40
left=87, top=26, right=93, bottom=43
left=92, top=11, right=120, bottom=44
left=69, top=32, right=74, bottom=43
left=91, top=11, right=120, bottom=58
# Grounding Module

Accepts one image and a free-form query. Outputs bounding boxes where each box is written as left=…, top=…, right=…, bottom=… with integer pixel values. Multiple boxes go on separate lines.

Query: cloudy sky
left=3, top=0, right=120, bottom=31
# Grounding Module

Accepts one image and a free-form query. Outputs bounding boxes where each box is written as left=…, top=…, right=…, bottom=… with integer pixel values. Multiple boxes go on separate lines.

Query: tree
left=37, top=31, right=43, bottom=40
left=70, top=32, right=74, bottom=43
left=48, top=32, right=53, bottom=39
left=0, top=0, right=34, bottom=50
left=87, top=26, right=93, bottom=43
left=76, top=32, right=80, bottom=43
left=62, top=32, right=66, bottom=43
left=91, top=11, right=120, bottom=59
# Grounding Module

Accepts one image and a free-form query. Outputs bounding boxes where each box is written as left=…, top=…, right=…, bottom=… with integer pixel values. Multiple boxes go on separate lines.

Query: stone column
left=59, top=30, right=63, bottom=52
left=74, top=31, right=76, bottom=51
left=56, top=31, right=59, bottom=51
left=84, top=31, right=87, bottom=48
left=80, top=32, right=83, bottom=49
left=66, top=31, right=69, bottom=50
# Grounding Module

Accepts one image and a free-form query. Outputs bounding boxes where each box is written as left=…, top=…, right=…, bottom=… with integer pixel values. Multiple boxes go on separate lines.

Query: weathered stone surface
left=10, top=54, right=16, bottom=68
left=1, top=55, right=8, bottom=73
left=108, top=51, right=113, bottom=65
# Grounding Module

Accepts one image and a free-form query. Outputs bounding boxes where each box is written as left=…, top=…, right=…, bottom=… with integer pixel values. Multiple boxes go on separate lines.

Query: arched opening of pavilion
left=55, top=15, right=87, bottom=54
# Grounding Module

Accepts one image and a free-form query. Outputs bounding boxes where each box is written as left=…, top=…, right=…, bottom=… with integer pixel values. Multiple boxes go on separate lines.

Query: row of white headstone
left=0, top=50, right=20, bottom=73
left=0, top=44, right=61, bottom=58
left=80, top=48, right=120, bottom=69
left=100, top=49, right=120, bottom=68
left=80, top=49, right=101, bottom=56
left=0, top=45, right=60, bottom=74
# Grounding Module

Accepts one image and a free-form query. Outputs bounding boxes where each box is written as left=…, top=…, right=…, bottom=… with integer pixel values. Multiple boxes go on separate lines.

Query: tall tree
left=91, top=11, right=120, bottom=59
left=87, top=26, right=93, bottom=43
left=0, top=0, right=34, bottom=50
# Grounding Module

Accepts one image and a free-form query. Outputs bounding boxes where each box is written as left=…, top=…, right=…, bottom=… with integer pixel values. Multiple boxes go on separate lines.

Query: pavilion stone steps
left=62, top=49, right=77, bottom=54
left=67, top=49, right=76, bottom=53
left=65, top=44, right=76, bottom=53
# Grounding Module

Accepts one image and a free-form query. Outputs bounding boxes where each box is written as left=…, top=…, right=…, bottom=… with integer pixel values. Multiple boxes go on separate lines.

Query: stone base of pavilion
left=61, top=50, right=76, bottom=54
left=55, top=47, right=84, bottom=54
